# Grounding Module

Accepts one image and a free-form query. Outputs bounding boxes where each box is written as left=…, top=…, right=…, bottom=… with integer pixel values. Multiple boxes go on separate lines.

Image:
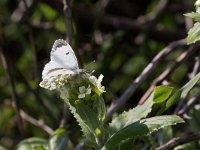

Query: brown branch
left=137, top=0, right=169, bottom=26
left=156, top=132, right=200, bottom=150
left=20, top=110, right=54, bottom=134
left=105, top=39, right=186, bottom=122
left=0, top=48, right=24, bottom=137
left=59, top=104, right=71, bottom=128
left=41, top=0, right=186, bottom=42
left=138, top=44, right=199, bottom=104
left=63, top=0, right=72, bottom=44
left=15, top=68, right=58, bottom=122
left=178, top=92, right=200, bottom=116
left=177, top=57, right=200, bottom=115
left=11, top=0, right=34, bottom=23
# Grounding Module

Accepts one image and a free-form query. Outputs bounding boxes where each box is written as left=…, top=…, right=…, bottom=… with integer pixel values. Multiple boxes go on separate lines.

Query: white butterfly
left=40, top=39, right=81, bottom=90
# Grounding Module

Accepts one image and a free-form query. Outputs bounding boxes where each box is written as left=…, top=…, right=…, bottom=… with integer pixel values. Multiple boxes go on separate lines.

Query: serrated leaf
left=109, top=86, right=173, bottom=131
left=103, top=115, right=184, bottom=150
left=17, top=137, right=48, bottom=150
left=76, top=100, right=108, bottom=144
left=187, top=22, right=200, bottom=44
left=49, top=128, right=69, bottom=150
left=66, top=101, right=97, bottom=147
left=184, top=12, right=200, bottom=22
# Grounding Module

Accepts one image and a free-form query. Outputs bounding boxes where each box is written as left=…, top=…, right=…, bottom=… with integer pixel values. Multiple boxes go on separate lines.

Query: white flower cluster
left=89, top=74, right=105, bottom=94
left=196, top=0, right=200, bottom=13
left=40, top=71, right=105, bottom=100
left=39, top=74, right=71, bottom=90
left=78, top=86, right=91, bottom=99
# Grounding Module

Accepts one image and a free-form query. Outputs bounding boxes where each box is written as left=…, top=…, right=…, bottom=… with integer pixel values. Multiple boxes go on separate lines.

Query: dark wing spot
left=66, top=52, right=69, bottom=55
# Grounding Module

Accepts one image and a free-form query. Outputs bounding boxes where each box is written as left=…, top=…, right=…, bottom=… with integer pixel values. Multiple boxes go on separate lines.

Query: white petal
left=86, top=88, right=91, bottom=94
left=78, top=94, right=85, bottom=99
left=98, top=74, right=104, bottom=83
left=79, top=86, right=86, bottom=93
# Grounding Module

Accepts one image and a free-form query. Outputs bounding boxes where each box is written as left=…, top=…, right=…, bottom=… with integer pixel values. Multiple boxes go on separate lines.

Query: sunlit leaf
left=187, top=22, right=200, bottom=44
left=103, top=115, right=184, bottom=150
left=109, top=86, right=173, bottom=132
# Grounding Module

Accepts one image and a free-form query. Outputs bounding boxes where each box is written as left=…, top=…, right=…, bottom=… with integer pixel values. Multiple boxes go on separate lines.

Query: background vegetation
left=1, top=0, right=200, bottom=149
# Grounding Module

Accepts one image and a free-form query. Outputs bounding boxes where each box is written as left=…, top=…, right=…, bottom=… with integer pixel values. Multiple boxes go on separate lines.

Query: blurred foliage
left=0, top=0, right=200, bottom=149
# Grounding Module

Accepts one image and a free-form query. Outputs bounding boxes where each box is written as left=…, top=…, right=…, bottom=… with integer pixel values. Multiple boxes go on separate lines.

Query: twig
left=175, top=54, right=200, bottom=114
left=139, top=44, right=199, bottom=104
left=15, top=68, right=58, bottom=122
left=20, top=110, right=54, bottom=134
left=62, top=0, right=72, bottom=44
left=138, top=0, right=169, bottom=26
left=178, top=92, right=200, bottom=116
left=188, top=56, right=200, bottom=80
left=62, top=0, right=83, bottom=68
left=105, top=39, right=186, bottom=122
left=156, top=132, right=200, bottom=150
left=177, top=56, right=200, bottom=115
left=29, top=29, right=38, bottom=82
left=59, top=104, right=71, bottom=128
left=75, top=140, right=87, bottom=150
left=0, top=48, right=24, bottom=136
left=41, top=1, right=186, bottom=42
left=11, top=0, right=34, bottom=23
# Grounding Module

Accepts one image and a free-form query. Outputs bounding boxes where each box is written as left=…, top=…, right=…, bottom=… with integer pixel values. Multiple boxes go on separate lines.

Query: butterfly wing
left=50, top=39, right=79, bottom=71
left=42, top=39, right=79, bottom=80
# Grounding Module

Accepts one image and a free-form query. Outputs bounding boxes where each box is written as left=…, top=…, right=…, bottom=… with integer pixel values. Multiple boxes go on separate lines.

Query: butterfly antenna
left=84, top=60, right=96, bottom=70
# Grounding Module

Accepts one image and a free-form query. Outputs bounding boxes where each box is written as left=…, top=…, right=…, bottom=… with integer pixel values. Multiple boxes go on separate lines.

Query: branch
left=41, top=0, right=186, bottom=42
left=156, top=132, right=200, bottom=150
left=178, top=92, right=200, bottom=116
left=11, top=0, right=34, bottom=23
left=20, top=110, right=54, bottom=134
left=105, top=39, right=186, bottom=122
left=0, top=48, right=24, bottom=136
left=139, top=44, right=200, bottom=104
left=15, top=68, right=58, bottom=122
left=62, top=0, right=72, bottom=44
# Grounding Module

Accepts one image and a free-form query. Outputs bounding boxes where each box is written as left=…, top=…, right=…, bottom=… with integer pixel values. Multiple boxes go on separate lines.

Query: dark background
left=1, top=0, right=200, bottom=149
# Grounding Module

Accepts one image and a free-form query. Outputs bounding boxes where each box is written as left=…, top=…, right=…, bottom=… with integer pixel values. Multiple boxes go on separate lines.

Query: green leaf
left=103, top=115, right=184, bottom=150
left=187, top=22, right=200, bottom=44
left=92, top=96, right=106, bottom=122
left=184, top=12, right=200, bottom=22
left=174, top=142, right=195, bottom=150
left=109, top=86, right=173, bottom=131
left=164, top=72, right=200, bottom=111
left=118, top=138, right=135, bottom=150
left=66, top=101, right=97, bottom=147
left=17, top=137, right=48, bottom=150
left=33, top=146, right=46, bottom=150
left=49, top=128, right=69, bottom=150
left=39, top=3, right=57, bottom=20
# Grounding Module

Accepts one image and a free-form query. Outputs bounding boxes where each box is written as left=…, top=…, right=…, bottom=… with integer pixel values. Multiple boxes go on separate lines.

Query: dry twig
left=156, top=132, right=200, bottom=150
left=20, top=110, right=54, bottom=134
left=0, top=48, right=24, bottom=136
left=105, top=39, right=186, bottom=122
left=139, top=44, right=199, bottom=104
